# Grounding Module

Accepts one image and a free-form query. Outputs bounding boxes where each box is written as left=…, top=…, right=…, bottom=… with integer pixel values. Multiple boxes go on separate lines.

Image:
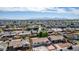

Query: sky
left=0, top=0, right=79, bottom=20
left=0, top=7, right=79, bottom=19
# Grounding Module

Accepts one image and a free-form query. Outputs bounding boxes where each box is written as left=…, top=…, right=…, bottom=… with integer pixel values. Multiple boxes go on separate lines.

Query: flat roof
left=9, top=39, right=29, bottom=48
left=48, top=35, right=64, bottom=40
left=33, top=46, right=48, bottom=51
left=31, top=37, right=49, bottom=43
left=0, top=42, right=7, bottom=51
left=54, top=43, right=71, bottom=49
left=47, top=45, right=56, bottom=51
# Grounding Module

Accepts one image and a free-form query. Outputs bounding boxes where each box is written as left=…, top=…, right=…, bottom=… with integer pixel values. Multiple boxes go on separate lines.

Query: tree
left=0, top=28, right=3, bottom=33
left=37, top=31, right=48, bottom=37
left=37, top=31, right=42, bottom=37
left=5, top=25, right=10, bottom=28
left=21, top=35, right=26, bottom=40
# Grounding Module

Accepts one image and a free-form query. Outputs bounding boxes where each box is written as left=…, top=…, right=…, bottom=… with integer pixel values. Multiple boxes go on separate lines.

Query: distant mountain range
left=0, top=18, right=79, bottom=20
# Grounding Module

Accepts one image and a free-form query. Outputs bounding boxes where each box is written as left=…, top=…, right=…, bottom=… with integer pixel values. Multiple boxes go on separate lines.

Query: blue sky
left=0, top=7, right=79, bottom=19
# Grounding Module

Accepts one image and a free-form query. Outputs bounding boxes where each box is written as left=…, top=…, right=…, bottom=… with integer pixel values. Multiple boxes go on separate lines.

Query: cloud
left=46, top=7, right=79, bottom=15
left=0, top=7, right=28, bottom=11
left=0, top=7, right=79, bottom=15
left=0, top=7, right=47, bottom=12
left=68, top=8, right=79, bottom=15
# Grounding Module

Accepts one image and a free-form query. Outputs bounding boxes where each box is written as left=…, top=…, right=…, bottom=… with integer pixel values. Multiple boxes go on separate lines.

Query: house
left=31, top=37, right=50, bottom=47
left=48, top=35, right=65, bottom=44
left=18, top=31, right=31, bottom=36
left=9, top=39, right=30, bottom=48
left=48, top=35, right=64, bottom=41
left=0, top=41, right=7, bottom=51
left=33, top=46, right=48, bottom=51
left=54, top=43, right=72, bottom=50
left=46, top=45, right=56, bottom=51
left=51, top=28, right=62, bottom=32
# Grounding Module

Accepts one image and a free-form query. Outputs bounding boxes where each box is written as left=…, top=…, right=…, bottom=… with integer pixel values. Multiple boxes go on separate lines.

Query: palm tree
left=6, top=39, right=10, bottom=48
left=28, top=34, right=33, bottom=51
